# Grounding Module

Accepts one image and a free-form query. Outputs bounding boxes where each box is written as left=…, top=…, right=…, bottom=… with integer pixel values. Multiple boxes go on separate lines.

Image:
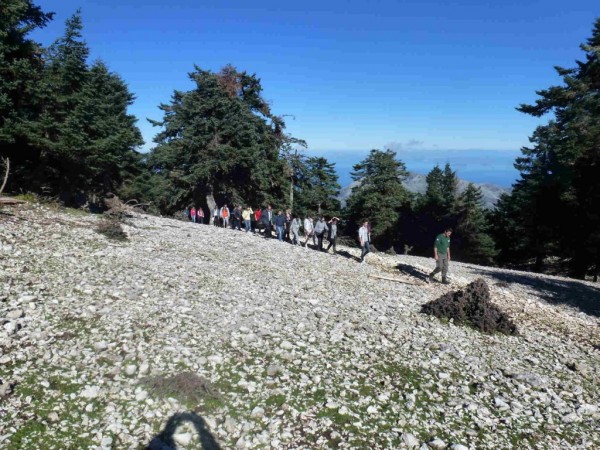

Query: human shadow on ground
left=396, top=263, right=430, bottom=282
left=467, top=266, right=600, bottom=318
left=147, top=412, right=222, bottom=450
left=336, top=249, right=361, bottom=262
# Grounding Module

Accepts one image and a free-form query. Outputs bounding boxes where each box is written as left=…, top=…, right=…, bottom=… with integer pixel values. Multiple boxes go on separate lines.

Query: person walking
left=314, top=216, right=329, bottom=251
left=274, top=210, right=286, bottom=241
left=290, top=215, right=301, bottom=245
left=261, top=205, right=274, bottom=238
left=190, top=206, right=197, bottom=223
left=220, top=204, right=230, bottom=228
left=284, top=209, right=292, bottom=242
left=327, top=217, right=339, bottom=254
left=428, top=228, right=452, bottom=284
left=233, top=206, right=242, bottom=230
left=183, top=207, right=190, bottom=221
left=212, top=206, right=219, bottom=227
left=254, top=207, right=262, bottom=234
left=242, top=206, right=252, bottom=232
left=197, top=207, right=204, bottom=224
left=359, top=220, right=370, bottom=263
left=303, top=215, right=314, bottom=249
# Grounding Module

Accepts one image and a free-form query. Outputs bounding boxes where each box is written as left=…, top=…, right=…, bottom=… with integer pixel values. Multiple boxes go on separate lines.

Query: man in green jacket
left=428, top=228, right=452, bottom=284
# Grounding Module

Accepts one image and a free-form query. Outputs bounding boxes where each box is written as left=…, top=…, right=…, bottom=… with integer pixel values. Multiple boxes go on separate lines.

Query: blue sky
left=31, top=0, right=598, bottom=187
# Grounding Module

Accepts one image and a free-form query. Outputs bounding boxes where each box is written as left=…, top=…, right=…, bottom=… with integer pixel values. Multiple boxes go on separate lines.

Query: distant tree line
left=2, top=2, right=599, bottom=279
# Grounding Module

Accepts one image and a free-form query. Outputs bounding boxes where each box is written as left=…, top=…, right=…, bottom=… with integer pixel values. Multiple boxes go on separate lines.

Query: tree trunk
left=0, top=158, right=9, bottom=196
left=534, top=254, right=544, bottom=272
left=289, top=178, right=294, bottom=211
left=206, top=188, right=216, bottom=224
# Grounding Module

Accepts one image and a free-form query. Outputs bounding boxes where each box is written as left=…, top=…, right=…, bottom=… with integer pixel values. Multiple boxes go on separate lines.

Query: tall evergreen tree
left=423, top=164, right=445, bottom=214
left=498, top=18, right=600, bottom=278
left=0, top=0, right=53, bottom=191
left=420, top=163, right=457, bottom=218
left=406, top=163, right=458, bottom=254
left=442, top=162, right=458, bottom=211
left=36, top=10, right=90, bottom=198
left=488, top=192, right=526, bottom=265
left=295, top=156, right=341, bottom=217
left=454, top=183, right=497, bottom=265
left=279, top=139, right=307, bottom=211
left=346, top=149, right=412, bottom=248
left=145, top=65, right=293, bottom=214
left=1, top=7, right=143, bottom=203
left=65, top=61, right=143, bottom=197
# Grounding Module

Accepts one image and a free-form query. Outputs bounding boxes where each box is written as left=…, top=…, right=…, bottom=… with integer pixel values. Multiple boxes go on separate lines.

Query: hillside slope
left=1, top=203, right=599, bottom=449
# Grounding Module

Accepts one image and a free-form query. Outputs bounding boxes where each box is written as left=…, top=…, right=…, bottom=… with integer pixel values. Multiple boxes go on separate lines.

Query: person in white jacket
left=290, top=216, right=301, bottom=245
left=358, top=220, right=370, bottom=263
left=303, top=216, right=314, bottom=249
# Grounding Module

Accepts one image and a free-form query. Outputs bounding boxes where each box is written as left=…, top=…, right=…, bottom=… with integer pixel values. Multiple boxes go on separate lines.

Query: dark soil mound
left=421, top=278, right=518, bottom=335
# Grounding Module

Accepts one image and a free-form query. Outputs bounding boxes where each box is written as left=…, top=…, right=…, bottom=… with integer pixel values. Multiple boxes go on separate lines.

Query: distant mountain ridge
left=338, top=172, right=508, bottom=209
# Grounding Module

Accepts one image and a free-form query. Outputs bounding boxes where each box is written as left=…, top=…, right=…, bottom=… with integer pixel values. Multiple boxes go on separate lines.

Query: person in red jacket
left=254, top=208, right=262, bottom=234
left=190, top=206, right=196, bottom=223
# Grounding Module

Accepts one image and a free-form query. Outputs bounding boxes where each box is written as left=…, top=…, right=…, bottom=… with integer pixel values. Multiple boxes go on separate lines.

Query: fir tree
left=66, top=61, right=143, bottom=196
left=424, top=164, right=445, bottom=215
left=499, top=18, right=600, bottom=278
left=145, top=65, right=295, bottom=214
left=442, top=162, right=458, bottom=212
left=421, top=163, right=457, bottom=218
left=346, top=149, right=412, bottom=248
left=0, top=0, right=53, bottom=191
left=454, top=183, right=497, bottom=265
left=407, top=163, right=458, bottom=254
left=295, top=156, right=341, bottom=217
left=36, top=10, right=91, bottom=199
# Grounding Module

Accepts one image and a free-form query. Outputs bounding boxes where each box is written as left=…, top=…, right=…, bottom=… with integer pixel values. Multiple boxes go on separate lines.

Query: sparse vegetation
left=141, top=372, right=221, bottom=408
left=95, top=215, right=128, bottom=241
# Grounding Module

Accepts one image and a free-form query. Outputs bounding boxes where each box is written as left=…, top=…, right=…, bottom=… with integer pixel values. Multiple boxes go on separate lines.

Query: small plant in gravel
left=421, top=278, right=518, bottom=335
left=95, top=214, right=127, bottom=241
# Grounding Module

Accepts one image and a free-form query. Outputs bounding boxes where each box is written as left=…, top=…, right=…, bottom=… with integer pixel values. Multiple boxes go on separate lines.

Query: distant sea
left=310, top=149, right=522, bottom=188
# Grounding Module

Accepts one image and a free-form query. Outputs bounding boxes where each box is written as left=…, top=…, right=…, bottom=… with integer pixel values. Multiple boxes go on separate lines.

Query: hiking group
left=183, top=206, right=452, bottom=278
left=183, top=205, right=342, bottom=254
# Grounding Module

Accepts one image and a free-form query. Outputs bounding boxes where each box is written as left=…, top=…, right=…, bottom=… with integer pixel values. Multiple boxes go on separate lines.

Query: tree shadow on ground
left=467, top=266, right=600, bottom=318
left=396, top=263, right=430, bottom=282
left=147, top=411, right=222, bottom=450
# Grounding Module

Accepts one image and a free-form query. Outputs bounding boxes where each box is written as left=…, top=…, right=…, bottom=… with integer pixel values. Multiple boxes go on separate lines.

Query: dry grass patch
left=141, top=372, right=221, bottom=407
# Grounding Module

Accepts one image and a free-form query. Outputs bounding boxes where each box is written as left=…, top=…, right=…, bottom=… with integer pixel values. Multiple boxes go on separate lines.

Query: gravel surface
left=1, top=203, right=599, bottom=449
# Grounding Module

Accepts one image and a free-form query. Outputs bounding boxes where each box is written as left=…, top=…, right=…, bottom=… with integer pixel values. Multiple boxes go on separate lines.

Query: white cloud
left=384, top=140, right=425, bottom=152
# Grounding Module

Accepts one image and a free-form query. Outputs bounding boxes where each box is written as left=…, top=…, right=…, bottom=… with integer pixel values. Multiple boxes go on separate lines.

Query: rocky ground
left=1, top=202, right=599, bottom=450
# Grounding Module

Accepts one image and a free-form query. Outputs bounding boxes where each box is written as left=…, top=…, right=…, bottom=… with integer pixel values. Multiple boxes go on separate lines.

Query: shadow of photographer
left=147, top=411, right=222, bottom=450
